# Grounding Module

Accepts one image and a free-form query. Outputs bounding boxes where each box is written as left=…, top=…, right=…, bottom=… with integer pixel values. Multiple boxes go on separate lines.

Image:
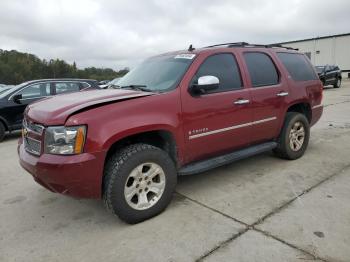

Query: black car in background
left=0, top=79, right=99, bottom=141
left=315, top=65, right=342, bottom=88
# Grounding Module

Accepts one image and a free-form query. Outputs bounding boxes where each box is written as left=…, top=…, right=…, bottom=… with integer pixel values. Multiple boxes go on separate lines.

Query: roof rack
left=205, top=42, right=249, bottom=48
left=267, top=44, right=299, bottom=50
left=204, top=42, right=298, bottom=51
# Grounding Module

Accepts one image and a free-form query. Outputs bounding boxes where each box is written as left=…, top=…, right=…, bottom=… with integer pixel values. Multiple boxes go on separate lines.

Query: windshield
left=0, top=82, right=29, bottom=99
left=315, top=66, right=325, bottom=73
left=0, top=87, right=11, bottom=95
left=116, top=54, right=195, bottom=92
left=109, top=77, right=120, bottom=85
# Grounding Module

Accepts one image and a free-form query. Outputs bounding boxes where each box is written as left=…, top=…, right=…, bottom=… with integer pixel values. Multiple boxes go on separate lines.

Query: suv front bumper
left=18, top=140, right=105, bottom=199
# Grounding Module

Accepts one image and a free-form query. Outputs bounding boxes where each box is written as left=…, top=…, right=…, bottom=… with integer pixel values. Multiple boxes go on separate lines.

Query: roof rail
left=204, top=42, right=298, bottom=51
left=266, top=44, right=299, bottom=50
left=204, top=42, right=249, bottom=48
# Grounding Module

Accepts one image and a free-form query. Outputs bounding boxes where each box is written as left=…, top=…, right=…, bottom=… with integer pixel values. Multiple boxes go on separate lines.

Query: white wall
left=283, top=35, right=350, bottom=78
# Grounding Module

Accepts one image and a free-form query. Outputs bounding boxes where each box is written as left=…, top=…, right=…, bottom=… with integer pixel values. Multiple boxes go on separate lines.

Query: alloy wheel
left=124, top=162, right=166, bottom=210
left=289, top=121, right=305, bottom=151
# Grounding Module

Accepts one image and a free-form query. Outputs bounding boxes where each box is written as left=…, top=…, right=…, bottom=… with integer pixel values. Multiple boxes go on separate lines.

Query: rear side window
left=194, top=53, right=242, bottom=93
left=244, top=52, right=279, bottom=87
left=277, top=53, right=318, bottom=81
left=55, top=82, right=80, bottom=94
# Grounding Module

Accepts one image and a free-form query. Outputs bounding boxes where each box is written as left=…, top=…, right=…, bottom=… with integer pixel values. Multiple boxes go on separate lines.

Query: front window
left=192, top=53, right=242, bottom=93
left=18, top=83, right=51, bottom=99
left=116, top=54, right=195, bottom=92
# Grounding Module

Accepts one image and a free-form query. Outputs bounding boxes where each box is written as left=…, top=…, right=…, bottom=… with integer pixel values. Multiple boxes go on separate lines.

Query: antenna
left=188, top=44, right=195, bottom=51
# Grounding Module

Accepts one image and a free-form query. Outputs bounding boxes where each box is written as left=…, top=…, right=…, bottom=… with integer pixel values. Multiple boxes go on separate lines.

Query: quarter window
left=55, top=82, right=80, bottom=94
left=244, top=52, right=279, bottom=87
left=193, top=53, right=242, bottom=93
left=277, top=53, right=318, bottom=81
left=19, top=83, right=50, bottom=99
left=81, top=82, right=91, bottom=89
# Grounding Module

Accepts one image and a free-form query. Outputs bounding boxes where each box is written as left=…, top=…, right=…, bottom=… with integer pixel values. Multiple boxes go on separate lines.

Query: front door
left=181, top=52, right=253, bottom=163
left=8, top=82, right=51, bottom=128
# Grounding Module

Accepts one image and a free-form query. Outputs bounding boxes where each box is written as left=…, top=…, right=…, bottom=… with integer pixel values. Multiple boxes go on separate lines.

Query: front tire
left=0, top=122, right=5, bottom=142
left=103, top=143, right=177, bottom=224
left=334, top=78, right=341, bottom=88
left=274, top=112, right=310, bottom=160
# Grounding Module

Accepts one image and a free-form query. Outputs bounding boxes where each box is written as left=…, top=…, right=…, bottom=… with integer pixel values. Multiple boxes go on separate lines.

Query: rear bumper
left=311, top=104, right=323, bottom=126
left=18, top=141, right=105, bottom=199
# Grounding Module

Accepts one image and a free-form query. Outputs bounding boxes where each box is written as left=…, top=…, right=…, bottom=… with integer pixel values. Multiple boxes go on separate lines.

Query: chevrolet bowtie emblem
left=22, top=128, right=28, bottom=137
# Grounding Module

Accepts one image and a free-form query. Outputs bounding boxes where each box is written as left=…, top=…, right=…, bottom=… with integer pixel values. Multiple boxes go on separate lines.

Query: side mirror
left=190, top=75, right=219, bottom=95
left=13, top=94, right=22, bottom=103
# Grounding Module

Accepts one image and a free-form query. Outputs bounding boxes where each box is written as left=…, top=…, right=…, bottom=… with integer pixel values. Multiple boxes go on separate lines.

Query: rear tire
left=0, top=122, right=5, bottom=142
left=273, top=112, right=310, bottom=160
left=334, top=78, right=341, bottom=88
left=103, top=143, right=177, bottom=224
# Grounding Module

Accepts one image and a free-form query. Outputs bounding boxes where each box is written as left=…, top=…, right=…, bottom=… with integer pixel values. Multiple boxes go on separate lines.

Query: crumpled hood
left=26, top=89, right=153, bottom=125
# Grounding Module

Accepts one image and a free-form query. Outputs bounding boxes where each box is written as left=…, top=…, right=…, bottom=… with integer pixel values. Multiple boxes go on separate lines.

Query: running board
left=178, top=142, right=277, bottom=176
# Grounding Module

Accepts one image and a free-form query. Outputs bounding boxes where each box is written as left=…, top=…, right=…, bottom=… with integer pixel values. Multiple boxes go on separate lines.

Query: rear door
left=276, top=52, right=322, bottom=124
left=181, top=52, right=253, bottom=163
left=241, top=51, right=289, bottom=143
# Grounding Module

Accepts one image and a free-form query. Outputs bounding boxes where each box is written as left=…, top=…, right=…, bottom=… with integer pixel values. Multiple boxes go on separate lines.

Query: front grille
left=23, top=119, right=44, bottom=135
left=23, top=118, right=44, bottom=156
left=24, top=137, right=42, bottom=156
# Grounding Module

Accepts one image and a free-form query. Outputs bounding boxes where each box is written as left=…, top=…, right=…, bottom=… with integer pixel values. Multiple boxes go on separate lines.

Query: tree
left=0, top=49, right=129, bottom=85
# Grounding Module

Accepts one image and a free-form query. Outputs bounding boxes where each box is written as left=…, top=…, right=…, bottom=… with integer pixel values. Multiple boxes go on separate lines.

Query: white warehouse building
left=278, top=33, right=350, bottom=78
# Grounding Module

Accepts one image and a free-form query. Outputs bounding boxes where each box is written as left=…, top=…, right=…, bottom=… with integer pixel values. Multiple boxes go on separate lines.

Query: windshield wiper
left=120, top=85, right=152, bottom=92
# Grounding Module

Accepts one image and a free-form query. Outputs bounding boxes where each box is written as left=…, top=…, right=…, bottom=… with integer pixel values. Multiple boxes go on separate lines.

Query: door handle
left=234, top=99, right=250, bottom=105
left=277, top=91, right=289, bottom=97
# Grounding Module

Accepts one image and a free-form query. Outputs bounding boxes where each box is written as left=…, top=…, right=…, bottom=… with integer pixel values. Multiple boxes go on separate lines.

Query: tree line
left=0, top=49, right=129, bottom=85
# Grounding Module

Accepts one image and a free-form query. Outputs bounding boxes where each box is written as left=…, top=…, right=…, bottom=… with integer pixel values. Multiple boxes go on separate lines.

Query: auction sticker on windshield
left=174, top=54, right=196, bottom=59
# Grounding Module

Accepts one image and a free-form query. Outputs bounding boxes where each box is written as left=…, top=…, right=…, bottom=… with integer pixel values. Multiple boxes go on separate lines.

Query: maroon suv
left=18, top=42, right=323, bottom=223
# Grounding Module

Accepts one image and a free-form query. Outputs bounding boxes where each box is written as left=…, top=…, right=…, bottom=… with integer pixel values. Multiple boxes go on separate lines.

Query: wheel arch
left=0, top=116, right=9, bottom=131
left=102, top=129, right=179, bottom=195
left=285, top=102, right=312, bottom=123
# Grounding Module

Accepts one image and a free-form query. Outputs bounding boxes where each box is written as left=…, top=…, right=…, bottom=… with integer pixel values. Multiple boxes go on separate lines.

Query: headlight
left=44, top=126, right=86, bottom=155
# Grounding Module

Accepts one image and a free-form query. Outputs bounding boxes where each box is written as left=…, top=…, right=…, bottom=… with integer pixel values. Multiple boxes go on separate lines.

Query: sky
left=0, top=0, right=349, bottom=70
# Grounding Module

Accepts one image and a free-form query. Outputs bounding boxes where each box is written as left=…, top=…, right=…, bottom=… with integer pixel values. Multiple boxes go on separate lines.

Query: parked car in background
left=18, top=43, right=323, bottom=223
left=99, top=80, right=110, bottom=85
left=108, top=77, right=121, bottom=88
left=315, top=65, right=342, bottom=88
left=99, top=77, right=121, bottom=89
left=0, top=79, right=99, bottom=141
left=0, top=86, right=13, bottom=95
